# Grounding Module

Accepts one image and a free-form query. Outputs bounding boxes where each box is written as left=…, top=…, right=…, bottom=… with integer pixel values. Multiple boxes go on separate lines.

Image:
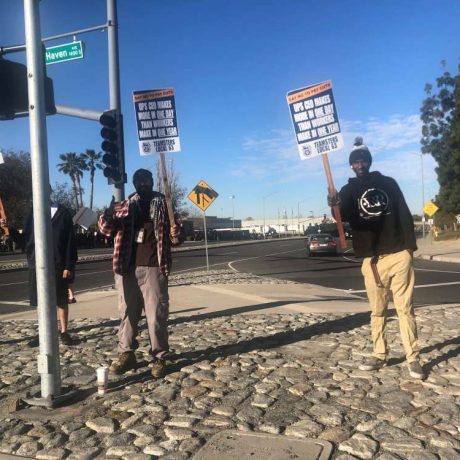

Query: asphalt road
left=1, top=239, right=459, bottom=307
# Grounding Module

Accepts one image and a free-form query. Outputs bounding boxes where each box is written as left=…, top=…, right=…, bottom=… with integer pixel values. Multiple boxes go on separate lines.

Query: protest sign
left=287, top=80, right=343, bottom=160
left=133, top=88, right=180, bottom=155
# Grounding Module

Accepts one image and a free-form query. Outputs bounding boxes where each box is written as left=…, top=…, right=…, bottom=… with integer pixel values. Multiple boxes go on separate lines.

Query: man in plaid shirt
left=98, top=169, right=181, bottom=377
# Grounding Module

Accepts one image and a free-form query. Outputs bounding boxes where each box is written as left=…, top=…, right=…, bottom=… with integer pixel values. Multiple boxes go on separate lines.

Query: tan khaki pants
left=115, top=266, right=169, bottom=358
left=361, top=250, right=419, bottom=362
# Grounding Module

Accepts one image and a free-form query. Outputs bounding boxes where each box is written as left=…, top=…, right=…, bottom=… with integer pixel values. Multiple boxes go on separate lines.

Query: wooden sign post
left=322, top=154, right=347, bottom=248
left=159, top=151, right=180, bottom=245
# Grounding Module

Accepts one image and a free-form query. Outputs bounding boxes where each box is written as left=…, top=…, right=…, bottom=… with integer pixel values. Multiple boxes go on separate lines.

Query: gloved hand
left=327, top=192, right=341, bottom=207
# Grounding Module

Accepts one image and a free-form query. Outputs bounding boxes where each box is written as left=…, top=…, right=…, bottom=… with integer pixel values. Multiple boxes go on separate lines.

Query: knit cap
left=349, top=137, right=372, bottom=165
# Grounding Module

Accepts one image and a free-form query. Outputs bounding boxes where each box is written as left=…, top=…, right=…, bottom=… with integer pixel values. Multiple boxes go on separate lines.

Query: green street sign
left=45, top=41, right=84, bottom=65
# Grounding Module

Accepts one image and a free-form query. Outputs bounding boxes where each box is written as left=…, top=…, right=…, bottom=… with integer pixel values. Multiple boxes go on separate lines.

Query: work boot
left=408, top=360, right=426, bottom=379
left=60, top=331, right=75, bottom=346
left=359, top=356, right=386, bottom=371
left=151, top=357, right=166, bottom=378
left=110, top=351, right=136, bottom=375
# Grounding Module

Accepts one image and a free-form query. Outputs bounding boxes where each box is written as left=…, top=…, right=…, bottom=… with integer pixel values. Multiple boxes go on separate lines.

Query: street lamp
left=262, top=192, right=276, bottom=239
left=420, top=153, right=426, bottom=238
left=297, top=199, right=309, bottom=235
left=229, top=195, right=235, bottom=233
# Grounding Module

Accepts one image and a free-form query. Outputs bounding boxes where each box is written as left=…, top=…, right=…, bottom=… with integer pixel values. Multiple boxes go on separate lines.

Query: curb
left=418, top=254, right=460, bottom=263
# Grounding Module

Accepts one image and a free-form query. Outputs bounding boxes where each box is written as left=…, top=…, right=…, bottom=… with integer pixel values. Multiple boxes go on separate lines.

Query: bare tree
left=154, top=157, right=188, bottom=217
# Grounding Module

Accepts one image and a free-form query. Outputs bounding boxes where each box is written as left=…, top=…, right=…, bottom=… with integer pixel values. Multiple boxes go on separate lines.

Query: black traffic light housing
left=0, top=57, right=56, bottom=120
left=99, top=109, right=126, bottom=186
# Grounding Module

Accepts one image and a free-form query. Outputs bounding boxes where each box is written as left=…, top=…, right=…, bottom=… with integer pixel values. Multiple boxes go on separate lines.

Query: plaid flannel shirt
left=98, top=192, right=173, bottom=276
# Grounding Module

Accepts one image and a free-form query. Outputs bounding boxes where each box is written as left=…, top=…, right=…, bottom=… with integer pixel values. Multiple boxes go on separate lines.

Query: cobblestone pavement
left=0, top=271, right=460, bottom=459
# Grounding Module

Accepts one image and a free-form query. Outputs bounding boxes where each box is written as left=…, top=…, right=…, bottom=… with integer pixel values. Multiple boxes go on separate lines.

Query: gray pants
left=115, top=266, right=169, bottom=358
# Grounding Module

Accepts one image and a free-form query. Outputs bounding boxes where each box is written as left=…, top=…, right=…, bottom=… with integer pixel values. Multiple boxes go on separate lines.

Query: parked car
left=306, top=233, right=337, bottom=256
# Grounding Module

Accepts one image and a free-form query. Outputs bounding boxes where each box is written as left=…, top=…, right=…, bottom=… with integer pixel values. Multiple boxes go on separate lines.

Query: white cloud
left=231, top=114, right=429, bottom=183
left=342, top=114, right=422, bottom=153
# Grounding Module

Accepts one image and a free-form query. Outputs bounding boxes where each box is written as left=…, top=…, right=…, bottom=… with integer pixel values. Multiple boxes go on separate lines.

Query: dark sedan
left=306, top=234, right=337, bottom=256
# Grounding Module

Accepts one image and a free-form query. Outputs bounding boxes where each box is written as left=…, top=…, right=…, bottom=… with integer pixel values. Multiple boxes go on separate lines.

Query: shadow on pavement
left=169, top=297, right=362, bottom=326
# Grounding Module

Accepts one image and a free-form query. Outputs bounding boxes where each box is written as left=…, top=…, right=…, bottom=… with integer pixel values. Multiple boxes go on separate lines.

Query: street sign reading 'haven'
left=45, top=41, right=84, bottom=65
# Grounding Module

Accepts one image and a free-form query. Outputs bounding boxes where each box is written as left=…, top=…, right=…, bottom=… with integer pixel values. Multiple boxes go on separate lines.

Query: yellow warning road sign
left=423, top=201, right=439, bottom=217
left=188, top=180, right=218, bottom=212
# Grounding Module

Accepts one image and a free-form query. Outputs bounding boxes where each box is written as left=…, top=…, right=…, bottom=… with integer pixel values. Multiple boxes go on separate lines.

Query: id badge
left=136, top=229, right=145, bottom=243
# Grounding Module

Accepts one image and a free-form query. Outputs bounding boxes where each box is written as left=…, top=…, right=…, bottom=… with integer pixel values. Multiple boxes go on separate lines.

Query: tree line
left=420, top=59, right=460, bottom=228
left=0, top=149, right=103, bottom=229
left=0, top=148, right=188, bottom=232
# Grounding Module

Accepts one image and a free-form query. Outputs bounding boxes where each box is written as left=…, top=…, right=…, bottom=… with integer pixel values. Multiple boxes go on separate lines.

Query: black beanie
left=349, top=137, right=372, bottom=165
left=132, top=168, right=153, bottom=184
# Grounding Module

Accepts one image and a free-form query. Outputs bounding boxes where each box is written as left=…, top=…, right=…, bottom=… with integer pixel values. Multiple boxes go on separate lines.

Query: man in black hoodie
left=328, top=137, right=424, bottom=379
left=25, top=200, right=77, bottom=346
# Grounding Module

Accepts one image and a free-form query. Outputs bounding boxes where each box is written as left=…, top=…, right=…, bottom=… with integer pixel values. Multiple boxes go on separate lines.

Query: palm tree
left=57, top=153, right=86, bottom=209
left=81, top=149, right=103, bottom=209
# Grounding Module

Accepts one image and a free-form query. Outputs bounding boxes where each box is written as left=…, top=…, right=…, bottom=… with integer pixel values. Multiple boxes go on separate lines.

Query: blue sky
left=1, top=0, right=459, bottom=220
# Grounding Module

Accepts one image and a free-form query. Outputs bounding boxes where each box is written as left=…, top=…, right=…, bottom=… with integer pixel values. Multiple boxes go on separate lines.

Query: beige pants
left=361, top=249, right=419, bottom=362
left=115, top=266, right=169, bottom=358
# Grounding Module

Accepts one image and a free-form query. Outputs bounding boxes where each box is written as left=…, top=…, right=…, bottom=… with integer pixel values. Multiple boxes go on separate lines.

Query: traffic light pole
left=23, top=0, right=61, bottom=401
left=107, top=0, right=125, bottom=202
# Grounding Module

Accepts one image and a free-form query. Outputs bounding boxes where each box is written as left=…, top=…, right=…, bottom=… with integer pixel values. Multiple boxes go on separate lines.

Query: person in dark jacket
left=25, top=201, right=78, bottom=346
left=328, top=137, right=424, bottom=379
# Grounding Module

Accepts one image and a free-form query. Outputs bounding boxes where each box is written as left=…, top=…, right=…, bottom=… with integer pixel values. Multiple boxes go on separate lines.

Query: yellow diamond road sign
left=423, top=201, right=439, bottom=217
left=188, top=180, right=218, bottom=212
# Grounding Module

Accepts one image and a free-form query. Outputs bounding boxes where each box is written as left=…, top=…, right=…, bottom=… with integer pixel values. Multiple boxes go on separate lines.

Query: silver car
left=306, top=233, right=337, bottom=256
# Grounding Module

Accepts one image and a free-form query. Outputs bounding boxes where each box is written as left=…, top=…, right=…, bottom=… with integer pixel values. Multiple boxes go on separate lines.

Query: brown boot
left=110, top=351, right=136, bottom=375
left=151, top=358, right=166, bottom=378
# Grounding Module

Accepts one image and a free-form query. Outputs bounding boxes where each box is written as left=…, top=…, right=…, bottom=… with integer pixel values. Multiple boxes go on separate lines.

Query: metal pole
left=24, top=0, right=61, bottom=398
left=297, top=202, right=300, bottom=235
left=55, top=104, right=103, bottom=121
left=1, top=23, right=108, bottom=56
left=203, top=211, right=209, bottom=271
left=107, top=0, right=124, bottom=202
left=263, top=197, right=266, bottom=239
left=421, top=153, right=426, bottom=239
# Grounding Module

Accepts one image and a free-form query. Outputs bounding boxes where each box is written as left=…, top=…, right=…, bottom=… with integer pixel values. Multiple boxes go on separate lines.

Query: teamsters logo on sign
left=287, top=80, right=344, bottom=160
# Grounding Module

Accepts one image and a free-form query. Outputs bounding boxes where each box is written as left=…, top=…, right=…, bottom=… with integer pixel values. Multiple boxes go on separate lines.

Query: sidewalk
left=0, top=240, right=459, bottom=459
left=415, top=235, right=460, bottom=263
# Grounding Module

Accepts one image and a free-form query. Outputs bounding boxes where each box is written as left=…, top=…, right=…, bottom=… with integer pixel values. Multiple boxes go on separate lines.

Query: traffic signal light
left=0, top=57, right=56, bottom=120
left=99, top=109, right=126, bottom=185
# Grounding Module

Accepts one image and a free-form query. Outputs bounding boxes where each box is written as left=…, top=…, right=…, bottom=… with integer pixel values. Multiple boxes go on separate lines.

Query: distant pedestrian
left=98, top=169, right=182, bottom=378
left=328, top=137, right=424, bottom=379
left=24, top=197, right=78, bottom=346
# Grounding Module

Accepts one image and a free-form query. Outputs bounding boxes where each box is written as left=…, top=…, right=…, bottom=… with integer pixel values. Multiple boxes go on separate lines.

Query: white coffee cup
left=96, top=366, right=109, bottom=395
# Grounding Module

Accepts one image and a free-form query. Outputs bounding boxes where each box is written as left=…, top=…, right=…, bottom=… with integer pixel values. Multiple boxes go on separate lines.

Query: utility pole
left=107, top=0, right=125, bottom=201
left=24, top=0, right=61, bottom=401
left=421, top=153, right=426, bottom=238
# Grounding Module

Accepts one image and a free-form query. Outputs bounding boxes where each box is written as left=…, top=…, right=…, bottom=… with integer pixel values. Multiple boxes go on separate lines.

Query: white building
left=241, top=217, right=326, bottom=235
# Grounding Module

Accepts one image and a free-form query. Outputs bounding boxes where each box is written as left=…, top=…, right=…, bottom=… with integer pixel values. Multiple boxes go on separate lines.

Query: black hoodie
left=338, top=171, right=417, bottom=257
left=24, top=205, right=77, bottom=271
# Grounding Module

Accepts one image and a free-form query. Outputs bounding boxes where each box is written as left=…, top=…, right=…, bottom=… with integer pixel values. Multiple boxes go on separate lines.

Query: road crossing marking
left=228, top=249, right=300, bottom=272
